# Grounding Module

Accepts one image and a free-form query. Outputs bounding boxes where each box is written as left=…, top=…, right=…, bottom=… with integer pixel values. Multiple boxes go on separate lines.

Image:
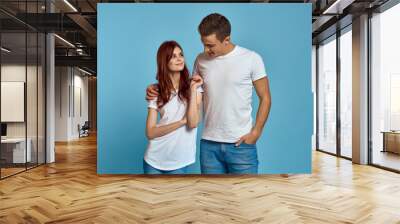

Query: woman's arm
left=146, top=108, right=186, bottom=140
left=187, top=76, right=203, bottom=129
left=187, top=90, right=202, bottom=129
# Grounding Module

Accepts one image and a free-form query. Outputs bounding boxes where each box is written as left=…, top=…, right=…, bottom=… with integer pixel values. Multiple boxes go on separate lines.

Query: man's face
left=200, top=33, right=229, bottom=58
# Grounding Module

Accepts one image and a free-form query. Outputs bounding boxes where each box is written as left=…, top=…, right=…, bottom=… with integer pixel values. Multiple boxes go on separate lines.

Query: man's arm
left=235, top=77, right=271, bottom=146
left=252, top=76, right=271, bottom=136
left=145, top=84, right=159, bottom=101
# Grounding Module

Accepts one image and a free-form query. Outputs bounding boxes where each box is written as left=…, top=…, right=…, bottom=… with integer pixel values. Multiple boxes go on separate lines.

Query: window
left=317, top=35, right=337, bottom=154
left=371, top=2, right=400, bottom=171
left=0, top=1, right=47, bottom=179
left=339, top=27, right=352, bottom=158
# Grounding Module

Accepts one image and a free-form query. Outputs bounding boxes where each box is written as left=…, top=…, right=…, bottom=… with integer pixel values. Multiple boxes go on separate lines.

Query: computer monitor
left=1, top=123, right=7, bottom=137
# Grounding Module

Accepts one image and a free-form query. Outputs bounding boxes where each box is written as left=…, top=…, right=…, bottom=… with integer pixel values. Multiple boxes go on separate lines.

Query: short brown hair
left=198, top=13, right=231, bottom=42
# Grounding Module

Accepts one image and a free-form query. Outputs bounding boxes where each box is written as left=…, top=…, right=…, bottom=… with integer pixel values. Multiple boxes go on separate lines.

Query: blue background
left=97, top=3, right=312, bottom=174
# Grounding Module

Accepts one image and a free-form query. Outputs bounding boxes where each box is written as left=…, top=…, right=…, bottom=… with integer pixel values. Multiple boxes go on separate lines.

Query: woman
left=144, top=41, right=203, bottom=174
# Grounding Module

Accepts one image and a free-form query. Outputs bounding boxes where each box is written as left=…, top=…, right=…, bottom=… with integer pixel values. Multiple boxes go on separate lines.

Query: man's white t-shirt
left=193, top=45, right=267, bottom=143
left=144, top=89, right=202, bottom=171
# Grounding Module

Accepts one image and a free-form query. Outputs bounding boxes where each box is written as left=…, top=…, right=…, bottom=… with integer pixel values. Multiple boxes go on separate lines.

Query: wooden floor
left=1, top=134, right=400, bottom=224
left=1, top=167, right=26, bottom=178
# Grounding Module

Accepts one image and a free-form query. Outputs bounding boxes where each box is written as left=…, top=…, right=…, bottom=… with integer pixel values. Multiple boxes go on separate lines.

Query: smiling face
left=155, top=41, right=191, bottom=108
left=167, top=47, right=185, bottom=72
left=201, top=33, right=231, bottom=58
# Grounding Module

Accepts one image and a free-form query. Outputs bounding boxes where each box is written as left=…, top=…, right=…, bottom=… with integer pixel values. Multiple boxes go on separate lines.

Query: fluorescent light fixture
left=1, top=47, right=11, bottom=53
left=76, top=48, right=86, bottom=56
left=322, top=0, right=354, bottom=15
left=323, top=0, right=341, bottom=14
left=78, top=67, right=93, bottom=76
left=63, top=0, right=78, bottom=12
left=54, top=34, right=75, bottom=48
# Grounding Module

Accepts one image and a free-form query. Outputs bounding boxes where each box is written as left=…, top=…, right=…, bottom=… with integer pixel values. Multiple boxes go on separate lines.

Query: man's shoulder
left=236, top=46, right=259, bottom=57
left=239, top=46, right=264, bottom=62
left=195, top=52, right=208, bottom=61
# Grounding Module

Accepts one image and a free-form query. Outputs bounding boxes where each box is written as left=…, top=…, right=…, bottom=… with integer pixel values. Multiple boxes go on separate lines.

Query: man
left=147, top=13, right=271, bottom=174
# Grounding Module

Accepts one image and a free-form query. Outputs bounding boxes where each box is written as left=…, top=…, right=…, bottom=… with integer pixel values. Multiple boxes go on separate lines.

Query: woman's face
left=168, top=47, right=185, bottom=72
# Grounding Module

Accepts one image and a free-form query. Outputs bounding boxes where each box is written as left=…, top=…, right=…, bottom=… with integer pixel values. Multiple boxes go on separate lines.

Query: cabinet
left=382, top=131, right=400, bottom=154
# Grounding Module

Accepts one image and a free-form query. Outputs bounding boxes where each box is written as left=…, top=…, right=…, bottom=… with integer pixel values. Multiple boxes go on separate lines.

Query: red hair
left=156, top=41, right=190, bottom=108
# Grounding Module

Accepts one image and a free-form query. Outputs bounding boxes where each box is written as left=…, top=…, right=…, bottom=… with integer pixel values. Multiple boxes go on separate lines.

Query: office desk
left=1, top=138, right=32, bottom=163
left=381, top=131, right=400, bottom=154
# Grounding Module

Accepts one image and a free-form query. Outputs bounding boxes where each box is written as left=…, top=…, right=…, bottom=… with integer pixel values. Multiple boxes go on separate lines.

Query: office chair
left=78, top=121, right=90, bottom=138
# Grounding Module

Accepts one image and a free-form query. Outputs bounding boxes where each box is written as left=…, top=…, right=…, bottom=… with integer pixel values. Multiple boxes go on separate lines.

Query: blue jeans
left=143, top=160, right=188, bottom=174
left=200, top=139, right=259, bottom=174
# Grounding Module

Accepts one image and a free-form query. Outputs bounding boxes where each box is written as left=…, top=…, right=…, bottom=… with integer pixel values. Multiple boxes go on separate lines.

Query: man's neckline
left=215, top=45, right=238, bottom=59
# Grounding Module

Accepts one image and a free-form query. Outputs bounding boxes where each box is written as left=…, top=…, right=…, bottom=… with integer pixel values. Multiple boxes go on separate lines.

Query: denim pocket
left=241, top=142, right=256, bottom=147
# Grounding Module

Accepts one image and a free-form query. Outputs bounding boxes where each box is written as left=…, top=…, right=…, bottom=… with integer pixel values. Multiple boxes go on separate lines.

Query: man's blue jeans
left=200, top=139, right=259, bottom=174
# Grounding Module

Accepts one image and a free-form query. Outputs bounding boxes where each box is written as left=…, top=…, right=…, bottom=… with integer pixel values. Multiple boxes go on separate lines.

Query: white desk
left=1, top=138, right=32, bottom=163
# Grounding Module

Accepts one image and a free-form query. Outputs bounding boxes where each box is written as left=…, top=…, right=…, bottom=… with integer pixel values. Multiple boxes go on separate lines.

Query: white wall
left=55, top=66, right=69, bottom=141
left=71, top=71, right=89, bottom=139
left=55, top=67, right=89, bottom=141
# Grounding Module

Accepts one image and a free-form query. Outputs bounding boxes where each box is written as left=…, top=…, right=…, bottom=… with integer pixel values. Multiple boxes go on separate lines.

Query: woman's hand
left=180, top=116, right=187, bottom=125
left=190, top=75, right=203, bottom=91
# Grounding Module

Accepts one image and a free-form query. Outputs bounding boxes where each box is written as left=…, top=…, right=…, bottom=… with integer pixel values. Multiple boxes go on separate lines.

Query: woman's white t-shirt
left=144, top=89, right=201, bottom=171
